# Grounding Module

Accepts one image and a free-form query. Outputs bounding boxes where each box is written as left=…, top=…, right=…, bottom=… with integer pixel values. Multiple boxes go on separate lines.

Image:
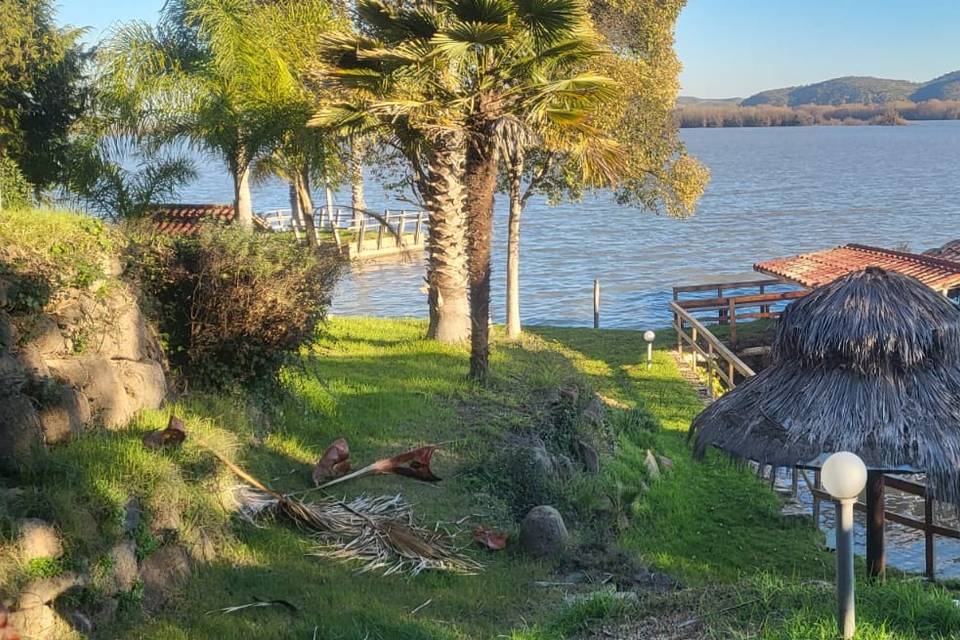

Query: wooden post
left=414, top=212, right=423, bottom=245
left=791, top=467, right=799, bottom=498
left=376, top=218, right=386, bottom=249
left=729, top=298, right=737, bottom=344
left=718, top=286, right=727, bottom=324
left=707, top=342, right=715, bottom=398
left=397, top=212, right=406, bottom=247
left=728, top=361, right=735, bottom=388
left=866, top=471, right=886, bottom=581
left=925, top=491, right=935, bottom=581
left=593, top=279, right=600, bottom=329
left=357, top=217, right=366, bottom=254
left=813, top=469, right=822, bottom=528
left=335, top=207, right=342, bottom=227
left=676, top=315, right=683, bottom=357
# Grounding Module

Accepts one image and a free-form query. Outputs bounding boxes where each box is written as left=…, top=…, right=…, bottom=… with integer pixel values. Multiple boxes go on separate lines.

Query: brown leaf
left=312, top=438, right=351, bottom=486
left=372, top=445, right=442, bottom=482
left=473, top=526, right=508, bottom=551
left=143, top=415, right=187, bottom=450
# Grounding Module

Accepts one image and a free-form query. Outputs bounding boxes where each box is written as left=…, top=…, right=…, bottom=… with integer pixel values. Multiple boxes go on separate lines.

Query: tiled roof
left=754, top=244, right=960, bottom=293
left=150, top=204, right=269, bottom=234
left=924, top=239, right=960, bottom=264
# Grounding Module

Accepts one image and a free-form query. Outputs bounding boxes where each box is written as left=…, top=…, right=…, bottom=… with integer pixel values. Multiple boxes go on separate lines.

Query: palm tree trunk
left=296, top=170, right=318, bottom=249
left=463, top=138, right=499, bottom=381
left=422, top=134, right=470, bottom=343
left=351, top=136, right=366, bottom=227
left=233, top=158, right=254, bottom=230
left=506, top=153, right=523, bottom=339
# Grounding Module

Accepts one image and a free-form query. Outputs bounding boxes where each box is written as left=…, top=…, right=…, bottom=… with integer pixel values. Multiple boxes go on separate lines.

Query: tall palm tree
left=97, top=0, right=294, bottom=229
left=317, top=0, right=617, bottom=375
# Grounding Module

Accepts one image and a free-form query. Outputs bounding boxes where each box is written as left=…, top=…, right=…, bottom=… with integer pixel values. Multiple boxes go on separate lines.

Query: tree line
left=2, top=0, right=708, bottom=383
left=677, top=99, right=960, bottom=128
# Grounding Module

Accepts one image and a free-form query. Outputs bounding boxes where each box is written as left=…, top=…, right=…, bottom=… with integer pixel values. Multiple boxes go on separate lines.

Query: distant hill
left=736, top=70, right=960, bottom=107
left=676, top=96, right=742, bottom=107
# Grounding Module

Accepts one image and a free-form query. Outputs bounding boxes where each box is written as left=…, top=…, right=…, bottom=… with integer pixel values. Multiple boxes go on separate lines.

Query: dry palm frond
left=211, top=450, right=480, bottom=576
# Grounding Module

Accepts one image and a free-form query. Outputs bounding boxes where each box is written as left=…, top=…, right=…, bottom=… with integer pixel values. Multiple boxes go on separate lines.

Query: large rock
left=8, top=604, right=59, bottom=640
left=140, top=545, right=191, bottom=612
left=20, top=315, right=67, bottom=356
left=106, top=541, right=138, bottom=595
left=581, top=395, right=606, bottom=427
left=47, top=356, right=133, bottom=428
left=519, top=506, right=569, bottom=557
left=15, top=574, right=85, bottom=610
left=116, top=360, right=166, bottom=411
left=36, top=384, right=89, bottom=444
left=0, top=310, right=13, bottom=352
left=18, top=519, right=63, bottom=561
left=0, top=355, right=26, bottom=392
left=0, top=398, right=41, bottom=467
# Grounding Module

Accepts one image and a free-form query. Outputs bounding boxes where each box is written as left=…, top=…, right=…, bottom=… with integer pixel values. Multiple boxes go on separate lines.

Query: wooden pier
left=258, top=206, right=427, bottom=260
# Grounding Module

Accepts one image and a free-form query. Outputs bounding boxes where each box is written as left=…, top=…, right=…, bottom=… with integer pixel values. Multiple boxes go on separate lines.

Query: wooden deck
left=258, top=206, right=427, bottom=260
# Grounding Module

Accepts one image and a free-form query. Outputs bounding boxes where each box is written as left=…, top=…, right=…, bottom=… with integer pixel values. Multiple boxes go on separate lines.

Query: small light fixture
left=821, top=451, right=868, bottom=640
left=643, top=330, right=656, bottom=368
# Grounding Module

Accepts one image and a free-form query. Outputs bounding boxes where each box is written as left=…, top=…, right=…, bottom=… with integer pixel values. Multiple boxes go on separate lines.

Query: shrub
left=126, top=224, right=343, bottom=385
left=0, top=156, right=32, bottom=210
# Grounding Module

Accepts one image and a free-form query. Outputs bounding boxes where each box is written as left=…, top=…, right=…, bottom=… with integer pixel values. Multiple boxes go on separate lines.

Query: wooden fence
left=670, top=299, right=755, bottom=396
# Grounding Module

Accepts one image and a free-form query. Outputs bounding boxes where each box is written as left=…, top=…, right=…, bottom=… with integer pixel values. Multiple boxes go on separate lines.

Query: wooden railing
left=670, top=299, right=755, bottom=397
left=258, top=206, right=427, bottom=256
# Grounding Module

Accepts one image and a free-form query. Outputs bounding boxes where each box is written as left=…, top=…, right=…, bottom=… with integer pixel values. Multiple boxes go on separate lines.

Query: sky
left=56, top=0, right=960, bottom=99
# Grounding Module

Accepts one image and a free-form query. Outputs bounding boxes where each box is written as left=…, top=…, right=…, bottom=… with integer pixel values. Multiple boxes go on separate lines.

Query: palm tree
left=97, top=0, right=296, bottom=229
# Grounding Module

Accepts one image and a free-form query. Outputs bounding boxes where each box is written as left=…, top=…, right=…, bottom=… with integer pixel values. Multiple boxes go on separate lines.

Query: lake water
left=177, top=120, right=960, bottom=328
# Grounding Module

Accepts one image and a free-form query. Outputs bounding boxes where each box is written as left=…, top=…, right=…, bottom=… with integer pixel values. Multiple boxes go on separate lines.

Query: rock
left=0, top=355, right=26, bottom=392
left=577, top=439, right=600, bottom=474
left=657, top=455, right=674, bottom=473
left=0, top=396, right=42, bottom=468
left=8, top=604, right=58, bottom=640
left=17, top=345, right=50, bottom=381
left=0, top=278, right=11, bottom=309
left=140, top=545, right=191, bottom=612
left=47, top=356, right=133, bottom=428
left=21, top=315, right=67, bottom=356
left=523, top=436, right=557, bottom=478
left=581, top=395, right=605, bottom=427
left=554, top=454, right=576, bottom=480
left=67, top=611, right=93, bottom=634
left=644, top=449, right=661, bottom=481
left=116, top=360, right=166, bottom=412
left=0, top=311, right=13, bottom=352
left=36, top=384, right=89, bottom=444
left=519, top=506, right=569, bottom=557
left=149, top=501, right=182, bottom=536
left=16, top=573, right=86, bottom=609
left=107, top=541, right=138, bottom=594
left=122, top=497, right=142, bottom=535
left=18, top=519, right=63, bottom=561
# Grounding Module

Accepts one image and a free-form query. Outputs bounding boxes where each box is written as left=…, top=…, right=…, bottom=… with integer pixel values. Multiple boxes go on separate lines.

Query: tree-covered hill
left=910, top=70, right=960, bottom=102
left=735, top=70, right=960, bottom=107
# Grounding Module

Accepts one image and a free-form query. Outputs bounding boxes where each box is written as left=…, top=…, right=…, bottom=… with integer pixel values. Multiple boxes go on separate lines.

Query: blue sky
left=56, top=0, right=960, bottom=98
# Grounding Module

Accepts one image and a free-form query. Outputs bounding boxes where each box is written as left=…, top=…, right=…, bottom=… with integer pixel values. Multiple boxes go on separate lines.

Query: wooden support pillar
left=593, top=279, right=600, bottom=328
left=812, top=469, right=822, bottom=528
left=924, top=492, right=935, bottom=581
left=729, top=298, right=737, bottom=344
left=866, top=471, right=886, bottom=581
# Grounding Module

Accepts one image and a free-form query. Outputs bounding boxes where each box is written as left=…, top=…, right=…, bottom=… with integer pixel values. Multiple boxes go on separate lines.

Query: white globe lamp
left=643, top=330, right=655, bottom=368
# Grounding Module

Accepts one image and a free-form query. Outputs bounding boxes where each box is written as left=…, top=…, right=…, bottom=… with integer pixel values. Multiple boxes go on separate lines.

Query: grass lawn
left=4, top=315, right=960, bottom=639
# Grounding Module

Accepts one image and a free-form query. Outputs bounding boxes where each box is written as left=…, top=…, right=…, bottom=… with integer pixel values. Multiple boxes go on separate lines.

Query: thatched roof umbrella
left=690, top=267, right=960, bottom=576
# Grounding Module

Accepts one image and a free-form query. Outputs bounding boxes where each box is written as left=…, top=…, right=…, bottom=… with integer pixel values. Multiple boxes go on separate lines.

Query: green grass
left=3, top=317, right=958, bottom=639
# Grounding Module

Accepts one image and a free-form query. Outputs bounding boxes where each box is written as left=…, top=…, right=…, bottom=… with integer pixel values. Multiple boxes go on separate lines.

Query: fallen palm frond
left=206, top=598, right=298, bottom=615
left=317, top=444, right=442, bottom=489
left=211, top=449, right=481, bottom=576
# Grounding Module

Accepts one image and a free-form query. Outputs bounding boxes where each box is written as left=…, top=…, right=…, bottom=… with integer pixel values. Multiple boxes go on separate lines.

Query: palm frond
left=440, top=0, right=512, bottom=25
left=513, top=0, right=586, bottom=45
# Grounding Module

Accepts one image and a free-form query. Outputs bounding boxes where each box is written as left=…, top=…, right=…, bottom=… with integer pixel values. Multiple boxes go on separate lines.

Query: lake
left=178, top=120, right=960, bottom=329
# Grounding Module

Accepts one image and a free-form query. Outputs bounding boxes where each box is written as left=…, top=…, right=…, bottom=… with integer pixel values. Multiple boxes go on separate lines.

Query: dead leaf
left=312, top=438, right=351, bottom=486
left=318, top=444, right=443, bottom=489
left=473, top=526, right=508, bottom=551
left=143, top=415, right=187, bottom=450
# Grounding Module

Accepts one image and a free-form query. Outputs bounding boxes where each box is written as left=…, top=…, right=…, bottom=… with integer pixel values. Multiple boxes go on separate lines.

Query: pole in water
left=593, top=279, right=600, bottom=329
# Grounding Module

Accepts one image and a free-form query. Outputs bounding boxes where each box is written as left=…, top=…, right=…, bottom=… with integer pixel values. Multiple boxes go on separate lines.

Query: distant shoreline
left=676, top=99, right=960, bottom=128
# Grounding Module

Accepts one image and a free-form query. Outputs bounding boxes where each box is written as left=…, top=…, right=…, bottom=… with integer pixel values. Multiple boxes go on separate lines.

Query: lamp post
left=821, top=451, right=868, bottom=640
left=643, top=330, right=655, bottom=368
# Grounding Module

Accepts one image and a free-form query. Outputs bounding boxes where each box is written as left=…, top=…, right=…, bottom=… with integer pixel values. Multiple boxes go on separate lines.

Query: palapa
left=690, top=267, right=960, bottom=506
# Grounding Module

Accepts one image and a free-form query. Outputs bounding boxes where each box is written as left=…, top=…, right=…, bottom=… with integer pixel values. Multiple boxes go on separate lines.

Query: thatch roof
left=690, top=267, right=960, bottom=505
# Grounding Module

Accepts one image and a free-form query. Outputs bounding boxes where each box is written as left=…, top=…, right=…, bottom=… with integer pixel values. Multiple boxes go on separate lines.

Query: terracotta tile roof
left=924, top=239, right=960, bottom=264
left=754, top=244, right=960, bottom=294
left=150, top=204, right=270, bottom=234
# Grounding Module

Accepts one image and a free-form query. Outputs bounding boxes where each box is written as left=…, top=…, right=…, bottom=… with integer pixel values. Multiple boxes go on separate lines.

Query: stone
left=644, top=449, right=661, bottom=481
left=0, top=396, right=42, bottom=468
left=553, top=454, right=576, bottom=480
left=8, top=604, right=58, bottom=640
left=21, top=315, right=66, bottom=356
left=0, top=355, right=26, bottom=392
left=577, top=439, right=600, bottom=474
left=47, top=356, right=133, bottom=428
left=116, top=360, right=166, bottom=413
left=140, top=545, right=191, bottom=612
left=16, top=573, right=86, bottom=609
left=519, top=506, right=569, bottom=557
left=36, top=384, right=89, bottom=444
left=149, top=502, right=182, bottom=536
left=581, top=395, right=606, bottom=427
left=17, top=345, right=50, bottom=381
left=0, top=310, right=13, bottom=352
left=657, top=455, right=674, bottom=473
left=0, top=278, right=11, bottom=309
left=18, top=519, right=63, bottom=561
left=123, top=497, right=142, bottom=535
left=107, top=541, right=138, bottom=594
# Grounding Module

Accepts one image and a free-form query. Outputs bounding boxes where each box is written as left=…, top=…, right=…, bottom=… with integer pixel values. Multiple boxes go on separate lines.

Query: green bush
left=0, top=156, right=32, bottom=210
left=126, top=224, right=343, bottom=386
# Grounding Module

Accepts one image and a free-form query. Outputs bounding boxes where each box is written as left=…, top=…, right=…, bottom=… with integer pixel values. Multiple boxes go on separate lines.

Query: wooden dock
left=258, top=206, right=427, bottom=260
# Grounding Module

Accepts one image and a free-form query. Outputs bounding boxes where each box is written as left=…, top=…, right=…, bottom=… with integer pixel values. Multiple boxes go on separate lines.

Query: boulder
left=18, top=519, right=63, bottom=561
left=15, top=573, right=85, bottom=610
left=47, top=356, right=133, bottom=428
left=140, top=545, right=191, bottom=612
left=0, top=396, right=42, bottom=467
left=37, top=384, right=89, bottom=444
left=577, top=439, right=600, bottom=474
left=0, top=310, right=13, bottom=351
left=0, top=355, right=26, bottom=392
left=8, top=605, right=59, bottom=640
left=21, top=315, right=66, bottom=356
left=0, top=277, right=11, bottom=309
left=657, top=455, right=674, bottom=473
left=106, top=541, right=138, bottom=595
left=519, top=506, right=569, bottom=557
left=644, top=450, right=661, bottom=481
left=17, top=345, right=49, bottom=381
left=581, top=395, right=605, bottom=427
left=116, top=360, right=166, bottom=412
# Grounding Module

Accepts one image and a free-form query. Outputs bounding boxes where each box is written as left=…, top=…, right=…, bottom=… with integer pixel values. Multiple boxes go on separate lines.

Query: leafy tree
left=0, top=0, right=89, bottom=193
